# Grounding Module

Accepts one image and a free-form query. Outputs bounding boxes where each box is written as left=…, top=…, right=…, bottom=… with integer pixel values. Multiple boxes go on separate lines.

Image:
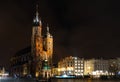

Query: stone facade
left=58, top=56, right=84, bottom=76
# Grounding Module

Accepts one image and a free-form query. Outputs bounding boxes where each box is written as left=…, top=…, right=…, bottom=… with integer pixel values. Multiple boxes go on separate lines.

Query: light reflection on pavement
left=0, top=77, right=36, bottom=82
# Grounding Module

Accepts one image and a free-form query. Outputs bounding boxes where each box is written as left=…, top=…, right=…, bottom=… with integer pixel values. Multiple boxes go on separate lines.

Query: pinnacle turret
left=47, top=24, right=50, bottom=34
left=33, top=5, right=42, bottom=26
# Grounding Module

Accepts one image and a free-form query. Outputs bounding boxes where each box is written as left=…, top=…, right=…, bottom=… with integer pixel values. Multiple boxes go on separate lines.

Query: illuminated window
left=75, top=70, right=77, bottom=72
left=81, top=70, right=83, bottom=72
left=75, top=57, right=77, bottom=60
left=81, top=64, right=83, bottom=66
left=78, top=70, right=80, bottom=72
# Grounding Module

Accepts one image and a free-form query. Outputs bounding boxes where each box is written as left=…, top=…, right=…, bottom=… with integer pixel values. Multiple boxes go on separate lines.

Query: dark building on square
left=10, top=46, right=33, bottom=77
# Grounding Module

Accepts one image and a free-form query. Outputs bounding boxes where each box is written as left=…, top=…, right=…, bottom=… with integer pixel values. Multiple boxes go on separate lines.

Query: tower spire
left=33, top=4, right=42, bottom=26
left=36, top=4, right=39, bottom=20
left=47, top=24, right=49, bottom=34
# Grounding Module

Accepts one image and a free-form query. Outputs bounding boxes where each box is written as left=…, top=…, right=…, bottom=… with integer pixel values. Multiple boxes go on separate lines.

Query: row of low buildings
left=52, top=56, right=120, bottom=78
left=10, top=47, right=120, bottom=78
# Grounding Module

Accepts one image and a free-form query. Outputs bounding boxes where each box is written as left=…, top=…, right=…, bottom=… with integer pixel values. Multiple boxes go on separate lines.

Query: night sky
left=0, top=0, right=120, bottom=66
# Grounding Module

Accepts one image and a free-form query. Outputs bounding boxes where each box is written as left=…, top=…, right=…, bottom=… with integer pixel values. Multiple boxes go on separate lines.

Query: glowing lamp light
left=62, top=74, right=68, bottom=77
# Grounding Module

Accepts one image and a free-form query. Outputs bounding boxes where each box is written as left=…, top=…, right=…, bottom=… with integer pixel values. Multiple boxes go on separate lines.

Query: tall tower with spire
left=31, top=5, right=53, bottom=78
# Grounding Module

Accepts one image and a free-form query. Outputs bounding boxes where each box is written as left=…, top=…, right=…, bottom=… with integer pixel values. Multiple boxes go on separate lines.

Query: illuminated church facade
left=31, top=8, right=53, bottom=78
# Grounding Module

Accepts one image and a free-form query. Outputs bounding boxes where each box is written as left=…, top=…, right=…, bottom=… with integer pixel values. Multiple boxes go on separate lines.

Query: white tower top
left=33, top=4, right=42, bottom=26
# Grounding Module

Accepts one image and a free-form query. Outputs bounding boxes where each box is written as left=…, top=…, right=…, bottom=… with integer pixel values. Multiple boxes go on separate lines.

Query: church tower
left=31, top=5, right=43, bottom=77
left=46, top=25, right=53, bottom=66
left=31, top=5, right=53, bottom=78
left=42, top=25, right=53, bottom=78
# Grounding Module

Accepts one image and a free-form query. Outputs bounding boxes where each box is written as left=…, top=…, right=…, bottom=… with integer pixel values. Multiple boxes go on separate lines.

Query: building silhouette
left=10, top=47, right=32, bottom=77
